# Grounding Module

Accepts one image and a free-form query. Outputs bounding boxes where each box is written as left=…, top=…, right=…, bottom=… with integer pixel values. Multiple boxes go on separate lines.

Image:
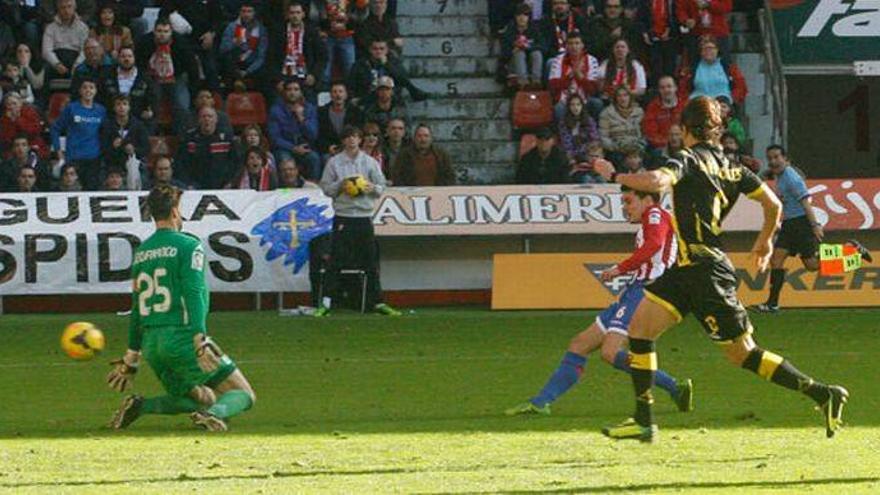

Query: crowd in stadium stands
left=0, top=0, right=757, bottom=193
left=505, top=0, right=753, bottom=184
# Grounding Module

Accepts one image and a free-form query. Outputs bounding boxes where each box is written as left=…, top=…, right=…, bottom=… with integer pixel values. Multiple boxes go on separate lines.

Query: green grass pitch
left=1, top=308, right=879, bottom=493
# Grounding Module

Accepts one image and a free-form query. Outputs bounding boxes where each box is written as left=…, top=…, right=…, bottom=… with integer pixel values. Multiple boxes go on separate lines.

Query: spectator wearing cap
left=541, top=0, right=588, bottom=60
left=348, top=39, right=428, bottom=102
left=318, top=82, right=364, bottom=159
left=679, top=36, right=747, bottom=105
left=42, top=0, right=91, bottom=86
left=516, top=127, right=569, bottom=184
left=101, top=46, right=158, bottom=130
left=642, top=75, right=684, bottom=152
left=586, top=0, right=639, bottom=60
left=90, top=4, right=134, bottom=61
left=392, top=124, right=455, bottom=186
left=268, top=2, right=326, bottom=97
left=268, top=79, right=322, bottom=180
left=136, top=17, right=199, bottom=133
left=219, top=2, right=269, bottom=91
left=677, top=0, right=732, bottom=64
left=356, top=0, right=403, bottom=58
left=362, top=76, right=409, bottom=132
left=175, top=106, right=239, bottom=189
left=50, top=77, right=106, bottom=190
left=717, top=95, right=746, bottom=146
left=547, top=33, right=602, bottom=119
left=637, top=0, right=679, bottom=87
left=158, top=0, right=225, bottom=90
left=501, top=3, right=547, bottom=90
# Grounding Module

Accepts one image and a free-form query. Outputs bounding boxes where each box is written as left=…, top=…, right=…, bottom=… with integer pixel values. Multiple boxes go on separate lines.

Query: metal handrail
left=758, top=1, right=787, bottom=148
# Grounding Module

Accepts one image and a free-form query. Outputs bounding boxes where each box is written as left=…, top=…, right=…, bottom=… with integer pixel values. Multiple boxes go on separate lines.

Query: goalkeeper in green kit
left=108, top=185, right=256, bottom=432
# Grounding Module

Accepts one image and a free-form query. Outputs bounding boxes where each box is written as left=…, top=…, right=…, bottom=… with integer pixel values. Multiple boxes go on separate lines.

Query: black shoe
left=409, top=88, right=430, bottom=102
left=674, top=378, right=694, bottom=412
left=110, top=394, right=144, bottom=429
left=846, top=239, right=873, bottom=263
left=819, top=385, right=849, bottom=438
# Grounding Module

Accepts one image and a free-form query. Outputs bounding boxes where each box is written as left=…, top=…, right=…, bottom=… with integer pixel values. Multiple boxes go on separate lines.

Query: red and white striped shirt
left=616, top=205, right=677, bottom=282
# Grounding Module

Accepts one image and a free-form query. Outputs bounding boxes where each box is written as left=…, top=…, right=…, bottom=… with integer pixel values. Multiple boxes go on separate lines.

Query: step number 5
left=137, top=268, right=171, bottom=316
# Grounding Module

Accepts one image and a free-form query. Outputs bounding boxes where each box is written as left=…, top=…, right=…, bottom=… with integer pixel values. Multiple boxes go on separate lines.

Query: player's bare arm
left=749, top=183, right=782, bottom=272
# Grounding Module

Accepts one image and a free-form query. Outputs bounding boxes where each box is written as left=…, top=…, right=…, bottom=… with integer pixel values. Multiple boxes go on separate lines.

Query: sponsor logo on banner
left=493, top=253, right=879, bottom=310
left=585, top=263, right=633, bottom=296
left=798, top=0, right=880, bottom=38
left=251, top=197, right=333, bottom=274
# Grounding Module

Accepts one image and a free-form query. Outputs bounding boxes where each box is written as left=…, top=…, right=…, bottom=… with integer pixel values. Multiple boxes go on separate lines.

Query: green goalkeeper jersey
left=128, top=228, right=209, bottom=351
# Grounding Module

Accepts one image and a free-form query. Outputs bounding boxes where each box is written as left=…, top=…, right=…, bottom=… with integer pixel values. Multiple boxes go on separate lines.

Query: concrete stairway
left=730, top=9, right=774, bottom=158
left=398, top=0, right=514, bottom=184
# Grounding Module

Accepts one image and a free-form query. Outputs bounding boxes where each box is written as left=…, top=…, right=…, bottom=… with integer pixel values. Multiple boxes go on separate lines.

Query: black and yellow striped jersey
left=658, top=142, right=764, bottom=265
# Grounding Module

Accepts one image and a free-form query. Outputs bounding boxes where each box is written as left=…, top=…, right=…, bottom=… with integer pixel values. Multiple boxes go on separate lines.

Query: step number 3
left=137, top=268, right=171, bottom=316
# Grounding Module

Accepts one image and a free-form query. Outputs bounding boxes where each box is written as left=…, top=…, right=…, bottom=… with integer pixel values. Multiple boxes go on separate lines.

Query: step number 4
left=137, top=268, right=171, bottom=316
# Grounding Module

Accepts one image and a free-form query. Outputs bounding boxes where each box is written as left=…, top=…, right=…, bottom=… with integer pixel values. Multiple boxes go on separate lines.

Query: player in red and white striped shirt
left=506, top=186, right=693, bottom=416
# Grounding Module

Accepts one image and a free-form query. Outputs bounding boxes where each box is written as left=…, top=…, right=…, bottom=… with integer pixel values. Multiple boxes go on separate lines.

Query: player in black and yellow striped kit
left=593, top=96, right=848, bottom=442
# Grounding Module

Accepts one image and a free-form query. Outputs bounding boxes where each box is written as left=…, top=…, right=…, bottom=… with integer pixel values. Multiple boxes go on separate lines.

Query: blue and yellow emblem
left=251, top=197, right=333, bottom=274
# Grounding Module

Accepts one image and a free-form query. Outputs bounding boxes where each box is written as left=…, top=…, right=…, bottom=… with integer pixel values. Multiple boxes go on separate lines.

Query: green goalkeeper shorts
left=141, top=326, right=237, bottom=397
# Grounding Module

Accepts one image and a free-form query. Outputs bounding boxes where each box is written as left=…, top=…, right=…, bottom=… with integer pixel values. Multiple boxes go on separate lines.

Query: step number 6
left=137, top=268, right=171, bottom=316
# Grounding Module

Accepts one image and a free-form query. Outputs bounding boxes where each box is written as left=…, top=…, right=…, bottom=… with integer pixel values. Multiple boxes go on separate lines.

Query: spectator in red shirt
left=0, top=93, right=48, bottom=159
left=548, top=32, right=602, bottom=119
left=321, top=0, right=368, bottom=86
left=642, top=75, right=685, bottom=151
left=677, top=0, right=732, bottom=63
left=637, top=0, right=679, bottom=87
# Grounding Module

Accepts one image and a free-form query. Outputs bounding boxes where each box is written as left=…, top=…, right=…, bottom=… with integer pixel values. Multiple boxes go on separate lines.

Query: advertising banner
left=492, top=252, right=880, bottom=310
left=1, top=179, right=878, bottom=295
left=771, top=0, right=880, bottom=67
left=0, top=190, right=334, bottom=295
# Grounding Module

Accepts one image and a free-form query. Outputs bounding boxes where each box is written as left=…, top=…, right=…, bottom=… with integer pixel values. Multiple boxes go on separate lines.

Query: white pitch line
left=0, top=351, right=866, bottom=369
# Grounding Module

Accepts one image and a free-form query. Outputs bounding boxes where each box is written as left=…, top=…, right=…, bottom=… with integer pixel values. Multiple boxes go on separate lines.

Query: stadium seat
left=47, top=93, right=71, bottom=125
left=519, top=134, right=537, bottom=157
left=155, top=100, right=173, bottom=129
left=226, top=91, right=267, bottom=127
left=511, top=90, right=553, bottom=131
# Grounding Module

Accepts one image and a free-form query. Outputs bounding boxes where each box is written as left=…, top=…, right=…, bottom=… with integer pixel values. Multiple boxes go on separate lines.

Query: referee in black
left=592, top=96, right=848, bottom=442
left=753, top=145, right=871, bottom=313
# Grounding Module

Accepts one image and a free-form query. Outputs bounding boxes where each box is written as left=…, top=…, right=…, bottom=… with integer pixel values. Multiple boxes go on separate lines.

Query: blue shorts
left=595, top=282, right=644, bottom=336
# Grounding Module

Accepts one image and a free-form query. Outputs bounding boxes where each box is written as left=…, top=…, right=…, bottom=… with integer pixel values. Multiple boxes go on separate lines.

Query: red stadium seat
left=519, top=134, right=537, bottom=157
left=47, top=92, right=71, bottom=125
left=155, top=100, right=173, bottom=129
left=511, top=90, right=553, bottom=130
left=226, top=91, right=267, bottom=127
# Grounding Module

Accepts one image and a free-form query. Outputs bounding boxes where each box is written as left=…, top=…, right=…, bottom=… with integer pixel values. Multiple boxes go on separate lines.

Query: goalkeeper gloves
left=107, top=349, right=140, bottom=393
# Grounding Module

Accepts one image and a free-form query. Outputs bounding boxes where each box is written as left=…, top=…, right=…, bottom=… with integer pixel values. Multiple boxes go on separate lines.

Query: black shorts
left=775, top=216, right=818, bottom=259
left=643, top=256, right=752, bottom=343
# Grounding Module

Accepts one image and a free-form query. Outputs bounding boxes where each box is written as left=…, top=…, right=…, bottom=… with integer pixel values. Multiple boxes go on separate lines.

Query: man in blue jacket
left=268, top=79, right=321, bottom=180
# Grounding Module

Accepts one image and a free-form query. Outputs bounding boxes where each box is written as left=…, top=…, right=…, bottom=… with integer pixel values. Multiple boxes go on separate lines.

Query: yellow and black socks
left=741, top=348, right=829, bottom=404
left=629, top=338, right=657, bottom=427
